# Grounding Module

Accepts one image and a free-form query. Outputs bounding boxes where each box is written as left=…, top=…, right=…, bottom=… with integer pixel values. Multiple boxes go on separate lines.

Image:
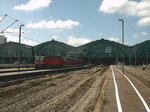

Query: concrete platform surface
left=103, top=66, right=150, bottom=112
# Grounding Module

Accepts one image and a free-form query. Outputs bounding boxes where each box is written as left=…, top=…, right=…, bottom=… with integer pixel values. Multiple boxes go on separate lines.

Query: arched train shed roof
left=78, top=39, right=131, bottom=58
left=33, top=40, right=77, bottom=57
left=130, top=40, right=150, bottom=57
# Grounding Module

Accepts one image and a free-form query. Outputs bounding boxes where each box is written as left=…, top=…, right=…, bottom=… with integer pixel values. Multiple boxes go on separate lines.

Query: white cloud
left=137, top=17, right=150, bottom=26
left=133, top=32, right=148, bottom=38
left=2, top=28, right=24, bottom=34
left=5, top=28, right=18, bottom=32
left=99, top=0, right=150, bottom=17
left=13, top=0, right=52, bottom=11
left=140, top=32, right=148, bottom=36
left=133, top=34, right=139, bottom=38
left=26, top=20, right=80, bottom=29
left=51, top=35, right=58, bottom=40
left=99, top=0, right=127, bottom=13
left=6, top=35, right=18, bottom=43
left=21, top=37, right=39, bottom=46
left=108, top=37, right=119, bottom=42
left=6, top=35, right=39, bottom=46
left=68, top=36, right=91, bottom=46
left=99, top=0, right=150, bottom=26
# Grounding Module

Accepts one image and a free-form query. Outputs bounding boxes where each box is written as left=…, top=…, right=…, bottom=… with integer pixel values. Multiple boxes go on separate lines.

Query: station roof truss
left=33, top=40, right=78, bottom=58
left=0, top=42, right=33, bottom=57
left=78, top=39, right=131, bottom=58
left=0, top=39, right=150, bottom=62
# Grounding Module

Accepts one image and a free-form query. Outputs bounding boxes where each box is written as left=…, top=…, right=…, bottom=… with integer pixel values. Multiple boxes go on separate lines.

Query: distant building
left=0, top=35, right=7, bottom=45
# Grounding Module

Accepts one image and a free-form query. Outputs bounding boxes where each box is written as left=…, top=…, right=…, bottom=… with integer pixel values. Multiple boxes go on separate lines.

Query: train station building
left=0, top=39, right=150, bottom=66
left=0, top=35, right=7, bottom=45
left=78, top=39, right=150, bottom=65
left=0, top=42, right=33, bottom=65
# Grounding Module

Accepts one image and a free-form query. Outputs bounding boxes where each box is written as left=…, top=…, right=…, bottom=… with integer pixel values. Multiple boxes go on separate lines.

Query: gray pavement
left=103, top=66, right=150, bottom=112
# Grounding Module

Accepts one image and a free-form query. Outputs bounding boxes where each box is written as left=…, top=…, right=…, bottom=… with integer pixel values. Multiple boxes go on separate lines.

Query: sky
left=0, top=0, right=150, bottom=46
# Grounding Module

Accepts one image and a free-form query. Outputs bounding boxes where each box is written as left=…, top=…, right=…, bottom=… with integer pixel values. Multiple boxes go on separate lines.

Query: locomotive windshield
left=35, top=56, right=45, bottom=61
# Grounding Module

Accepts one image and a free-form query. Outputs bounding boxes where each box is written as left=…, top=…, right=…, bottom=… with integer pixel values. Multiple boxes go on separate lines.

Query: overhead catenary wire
left=0, top=10, right=52, bottom=45
left=0, top=20, right=18, bottom=33
left=0, top=14, right=7, bottom=23
left=22, top=36, right=42, bottom=44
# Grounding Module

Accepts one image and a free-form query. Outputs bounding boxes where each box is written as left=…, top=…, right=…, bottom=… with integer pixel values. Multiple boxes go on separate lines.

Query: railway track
left=0, top=66, right=91, bottom=83
left=0, top=68, right=35, bottom=73
left=0, top=66, right=108, bottom=112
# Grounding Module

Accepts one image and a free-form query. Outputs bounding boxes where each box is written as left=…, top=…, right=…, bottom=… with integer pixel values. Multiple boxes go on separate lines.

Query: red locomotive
left=34, top=56, right=85, bottom=69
